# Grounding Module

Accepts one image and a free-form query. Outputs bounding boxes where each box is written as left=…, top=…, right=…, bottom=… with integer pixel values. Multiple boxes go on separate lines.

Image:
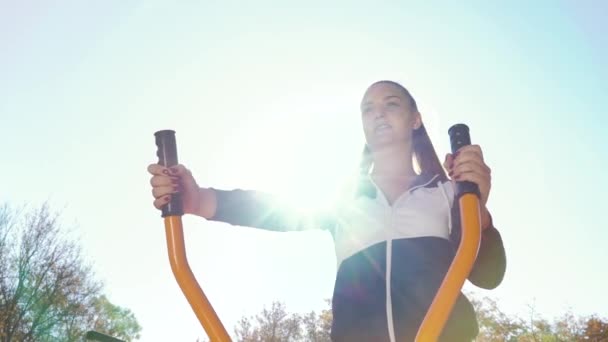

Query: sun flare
left=227, top=93, right=363, bottom=221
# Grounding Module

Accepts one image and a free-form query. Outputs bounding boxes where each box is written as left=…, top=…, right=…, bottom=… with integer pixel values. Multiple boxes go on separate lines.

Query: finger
left=455, top=144, right=484, bottom=161
left=453, top=154, right=490, bottom=175
left=152, top=185, right=179, bottom=199
left=154, top=195, right=172, bottom=210
left=169, top=165, right=199, bottom=189
left=452, top=158, right=489, bottom=175
left=451, top=160, right=491, bottom=180
left=150, top=174, right=180, bottom=187
left=168, top=164, right=191, bottom=177
left=453, top=171, right=491, bottom=201
left=148, top=163, right=171, bottom=176
left=443, top=153, right=454, bottom=171
left=452, top=169, right=491, bottom=187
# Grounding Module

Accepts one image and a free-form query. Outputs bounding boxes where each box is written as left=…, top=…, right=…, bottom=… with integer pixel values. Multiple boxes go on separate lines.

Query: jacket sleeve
left=450, top=205, right=507, bottom=289
left=208, top=188, right=336, bottom=233
left=468, top=222, right=506, bottom=289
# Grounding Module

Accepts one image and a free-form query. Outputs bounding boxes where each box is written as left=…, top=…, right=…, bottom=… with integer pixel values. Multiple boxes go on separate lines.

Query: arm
left=445, top=144, right=506, bottom=289
left=151, top=164, right=335, bottom=232
left=450, top=206, right=506, bottom=289
left=206, top=188, right=335, bottom=233
left=468, top=222, right=506, bottom=289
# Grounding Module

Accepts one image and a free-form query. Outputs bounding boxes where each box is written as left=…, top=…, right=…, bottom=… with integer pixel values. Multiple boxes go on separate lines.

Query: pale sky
left=1, top=1, right=607, bottom=341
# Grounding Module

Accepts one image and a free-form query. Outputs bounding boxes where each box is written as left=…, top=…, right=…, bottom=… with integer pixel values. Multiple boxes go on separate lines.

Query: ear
left=412, top=112, right=422, bottom=130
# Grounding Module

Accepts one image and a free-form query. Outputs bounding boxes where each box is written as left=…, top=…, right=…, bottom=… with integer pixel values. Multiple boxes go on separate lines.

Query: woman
left=148, top=80, right=506, bottom=341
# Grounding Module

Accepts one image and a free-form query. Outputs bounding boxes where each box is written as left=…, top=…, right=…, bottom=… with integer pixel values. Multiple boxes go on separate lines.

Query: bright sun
left=229, top=93, right=363, bottom=220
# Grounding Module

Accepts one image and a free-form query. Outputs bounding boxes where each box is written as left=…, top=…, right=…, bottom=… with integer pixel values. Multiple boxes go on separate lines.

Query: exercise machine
left=153, top=124, right=482, bottom=342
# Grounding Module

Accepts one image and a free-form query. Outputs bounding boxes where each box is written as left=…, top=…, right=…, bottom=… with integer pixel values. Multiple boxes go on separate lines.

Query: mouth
left=374, top=123, right=392, bottom=134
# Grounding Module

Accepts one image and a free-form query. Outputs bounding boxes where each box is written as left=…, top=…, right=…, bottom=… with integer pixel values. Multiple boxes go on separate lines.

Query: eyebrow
left=361, top=95, right=402, bottom=108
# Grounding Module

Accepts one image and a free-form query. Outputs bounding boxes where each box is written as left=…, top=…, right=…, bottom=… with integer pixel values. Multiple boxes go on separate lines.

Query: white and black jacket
left=209, top=173, right=506, bottom=342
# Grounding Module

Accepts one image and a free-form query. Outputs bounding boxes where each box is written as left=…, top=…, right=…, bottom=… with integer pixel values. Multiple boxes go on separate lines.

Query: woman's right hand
left=147, top=164, right=217, bottom=218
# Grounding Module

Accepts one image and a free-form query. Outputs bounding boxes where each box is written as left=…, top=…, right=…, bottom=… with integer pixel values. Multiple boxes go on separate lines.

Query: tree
left=582, top=315, right=608, bottom=341
left=469, top=293, right=526, bottom=341
left=235, top=301, right=301, bottom=342
left=552, top=310, right=587, bottom=341
left=234, top=301, right=331, bottom=342
left=469, top=292, right=608, bottom=342
left=87, top=295, right=141, bottom=341
left=233, top=293, right=608, bottom=342
left=0, top=203, right=141, bottom=341
left=301, top=299, right=331, bottom=342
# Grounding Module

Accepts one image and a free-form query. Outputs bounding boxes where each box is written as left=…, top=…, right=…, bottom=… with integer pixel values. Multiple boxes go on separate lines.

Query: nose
left=374, top=109, right=386, bottom=120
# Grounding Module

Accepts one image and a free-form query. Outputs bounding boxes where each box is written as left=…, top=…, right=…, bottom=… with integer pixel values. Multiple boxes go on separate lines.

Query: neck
left=370, top=143, right=417, bottom=180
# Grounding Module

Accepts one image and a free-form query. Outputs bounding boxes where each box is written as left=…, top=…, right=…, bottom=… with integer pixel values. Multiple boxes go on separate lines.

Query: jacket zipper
left=386, top=205, right=396, bottom=342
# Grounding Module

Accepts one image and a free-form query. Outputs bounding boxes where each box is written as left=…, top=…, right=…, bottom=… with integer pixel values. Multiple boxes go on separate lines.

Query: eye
left=386, top=101, right=400, bottom=107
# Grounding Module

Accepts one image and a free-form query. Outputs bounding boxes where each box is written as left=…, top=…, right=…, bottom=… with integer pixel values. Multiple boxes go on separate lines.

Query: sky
left=1, top=0, right=607, bottom=341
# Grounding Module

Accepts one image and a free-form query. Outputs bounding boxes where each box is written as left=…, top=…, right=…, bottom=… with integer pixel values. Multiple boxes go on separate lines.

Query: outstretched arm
left=148, top=164, right=334, bottom=233
left=208, top=188, right=335, bottom=233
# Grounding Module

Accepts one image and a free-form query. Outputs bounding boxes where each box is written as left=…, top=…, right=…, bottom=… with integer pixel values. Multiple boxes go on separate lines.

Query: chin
left=369, top=138, right=397, bottom=151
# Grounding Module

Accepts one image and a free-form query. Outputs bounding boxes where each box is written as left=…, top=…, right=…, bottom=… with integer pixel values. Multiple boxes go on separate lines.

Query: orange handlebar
left=415, top=123, right=482, bottom=341
left=415, top=194, right=482, bottom=341
left=155, top=130, right=230, bottom=341
left=164, top=216, right=232, bottom=342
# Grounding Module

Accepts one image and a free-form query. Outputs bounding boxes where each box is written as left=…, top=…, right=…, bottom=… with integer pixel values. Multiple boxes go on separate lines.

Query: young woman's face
left=360, top=82, right=421, bottom=150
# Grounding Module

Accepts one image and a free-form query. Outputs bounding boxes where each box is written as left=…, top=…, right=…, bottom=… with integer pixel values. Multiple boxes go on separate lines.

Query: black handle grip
left=154, top=130, right=184, bottom=217
left=448, top=124, right=480, bottom=198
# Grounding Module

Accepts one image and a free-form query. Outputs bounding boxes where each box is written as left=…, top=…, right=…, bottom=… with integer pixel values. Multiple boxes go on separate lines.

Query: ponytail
left=359, top=144, right=373, bottom=176
left=412, top=123, right=448, bottom=182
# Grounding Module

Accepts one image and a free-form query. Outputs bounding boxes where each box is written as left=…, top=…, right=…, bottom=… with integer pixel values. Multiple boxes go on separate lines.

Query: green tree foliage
left=0, top=203, right=141, bottom=341
left=87, top=296, right=141, bottom=341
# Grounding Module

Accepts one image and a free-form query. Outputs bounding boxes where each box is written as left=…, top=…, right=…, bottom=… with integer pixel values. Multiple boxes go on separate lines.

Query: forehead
left=361, top=83, right=404, bottom=104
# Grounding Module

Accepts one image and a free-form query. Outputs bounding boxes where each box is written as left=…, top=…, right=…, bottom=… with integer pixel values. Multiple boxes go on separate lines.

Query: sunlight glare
left=225, top=87, right=363, bottom=223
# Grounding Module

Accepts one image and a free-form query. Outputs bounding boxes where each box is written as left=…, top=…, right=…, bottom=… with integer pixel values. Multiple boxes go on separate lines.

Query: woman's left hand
left=444, top=145, right=492, bottom=228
